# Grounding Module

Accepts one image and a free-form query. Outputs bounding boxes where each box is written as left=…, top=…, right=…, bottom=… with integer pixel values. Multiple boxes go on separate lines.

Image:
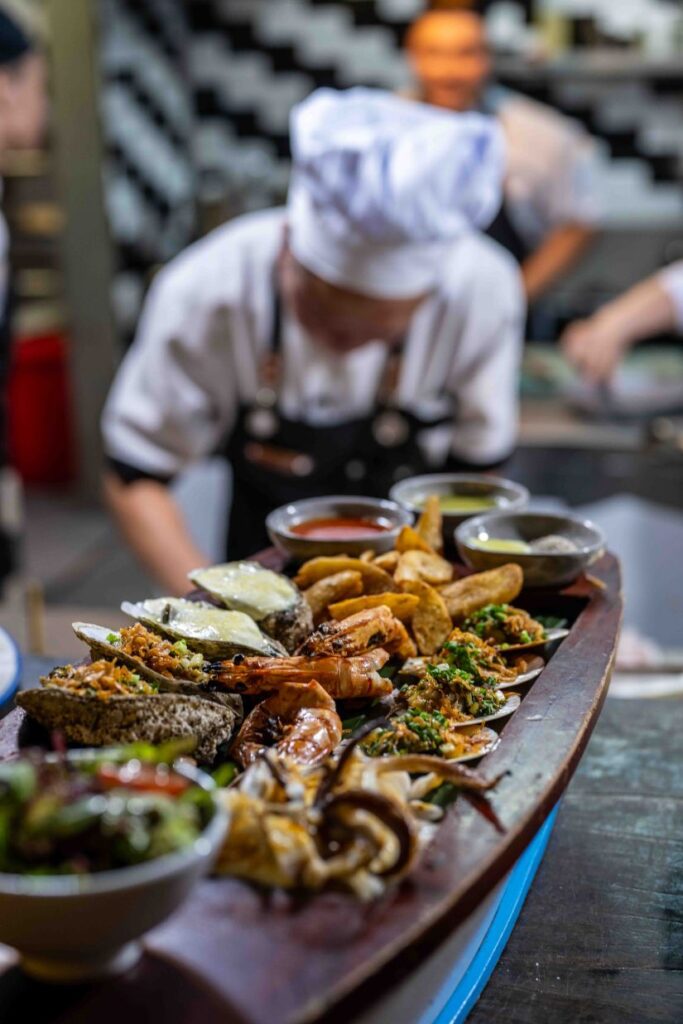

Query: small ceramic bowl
left=456, top=511, right=606, bottom=588
left=0, top=754, right=227, bottom=983
left=266, top=495, right=412, bottom=561
left=389, top=473, right=530, bottom=539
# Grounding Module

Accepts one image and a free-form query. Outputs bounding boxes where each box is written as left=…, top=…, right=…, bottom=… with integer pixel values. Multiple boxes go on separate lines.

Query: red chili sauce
left=290, top=516, right=392, bottom=541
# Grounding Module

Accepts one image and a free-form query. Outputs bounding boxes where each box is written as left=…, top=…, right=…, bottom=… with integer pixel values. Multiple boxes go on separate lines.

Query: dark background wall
left=97, top=0, right=683, bottom=341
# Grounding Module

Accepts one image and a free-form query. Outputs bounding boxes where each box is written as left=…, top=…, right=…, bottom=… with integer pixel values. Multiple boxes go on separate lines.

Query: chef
left=0, top=6, right=47, bottom=586
left=406, top=7, right=600, bottom=303
left=102, top=88, right=524, bottom=593
left=562, top=261, right=683, bottom=382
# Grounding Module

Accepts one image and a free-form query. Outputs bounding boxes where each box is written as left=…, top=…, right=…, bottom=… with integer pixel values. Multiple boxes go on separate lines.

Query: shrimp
left=295, top=606, right=401, bottom=658
left=212, top=649, right=392, bottom=699
left=231, top=680, right=342, bottom=768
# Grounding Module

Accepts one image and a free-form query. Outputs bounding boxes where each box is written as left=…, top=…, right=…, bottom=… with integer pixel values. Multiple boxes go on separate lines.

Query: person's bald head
left=406, top=10, right=491, bottom=112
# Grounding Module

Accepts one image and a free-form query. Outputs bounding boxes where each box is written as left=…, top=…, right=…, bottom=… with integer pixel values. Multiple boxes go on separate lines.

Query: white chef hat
left=288, top=87, right=504, bottom=299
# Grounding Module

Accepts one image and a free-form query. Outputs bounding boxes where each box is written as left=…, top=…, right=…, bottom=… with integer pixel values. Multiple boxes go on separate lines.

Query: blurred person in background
left=0, top=5, right=47, bottom=587
left=562, top=261, right=683, bottom=383
left=405, top=5, right=600, bottom=306
left=102, top=88, right=524, bottom=593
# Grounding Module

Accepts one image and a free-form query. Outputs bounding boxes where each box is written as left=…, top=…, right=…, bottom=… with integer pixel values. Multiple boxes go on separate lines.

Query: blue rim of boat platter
left=424, top=805, right=559, bottom=1024
left=0, top=626, right=21, bottom=710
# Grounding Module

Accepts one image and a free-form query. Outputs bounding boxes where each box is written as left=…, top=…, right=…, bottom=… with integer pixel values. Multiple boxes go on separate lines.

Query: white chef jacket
left=486, top=87, right=601, bottom=250
left=102, top=208, right=524, bottom=478
left=658, top=261, right=683, bottom=331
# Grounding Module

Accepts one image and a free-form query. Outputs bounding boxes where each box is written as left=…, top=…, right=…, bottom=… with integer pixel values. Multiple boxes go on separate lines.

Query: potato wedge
left=401, top=580, right=452, bottom=656
left=439, top=563, right=524, bottom=621
left=328, top=591, right=420, bottom=623
left=394, top=549, right=453, bottom=587
left=303, top=570, right=363, bottom=621
left=416, top=494, right=443, bottom=553
left=396, top=525, right=436, bottom=555
left=373, top=550, right=400, bottom=573
left=294, top=556, right=399, bottom=594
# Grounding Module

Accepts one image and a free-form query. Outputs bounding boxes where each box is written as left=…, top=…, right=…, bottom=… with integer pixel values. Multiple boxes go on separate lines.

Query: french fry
left=328, top=591, right=420, bottom=623
left=303, top=570, right=363, bottom=621
left=416, top=494, right=443, bottom=553
left=438, top=563, right=524, bottom=621
left=395, top=550, right=453, bottom=587
left=359, top=550, right=375, bottom=563
left=401, top=580, right=452, bottom=656
left=373, top=550, right=400, bottom=573
left=294, top=556, right=399, bottom=594
left=396, top=525, right=436, bottom=555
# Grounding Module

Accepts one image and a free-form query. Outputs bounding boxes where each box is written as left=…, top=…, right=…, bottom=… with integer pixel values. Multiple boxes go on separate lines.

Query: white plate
left=0, top=627, right=21, bottom=708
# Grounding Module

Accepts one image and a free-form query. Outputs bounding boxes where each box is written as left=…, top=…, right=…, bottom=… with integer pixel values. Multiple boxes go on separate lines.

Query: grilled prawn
left=231, top=680, right=342, bottom=768
left=212, top=648, right=392, bottom=699
left=295, top=606, right=403, bottom=658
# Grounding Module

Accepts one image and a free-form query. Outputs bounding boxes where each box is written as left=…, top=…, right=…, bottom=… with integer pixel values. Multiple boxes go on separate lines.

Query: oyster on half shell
left=188, top=562, right=313, bottom=653
left=121, top=597, right=287, bottom=658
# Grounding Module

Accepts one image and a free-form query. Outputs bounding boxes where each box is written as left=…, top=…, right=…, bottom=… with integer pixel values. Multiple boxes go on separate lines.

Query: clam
left=497, top=626, right=569, bottom=655
left=188, top=562, right=313, bottom=653
left=17, top=686, right=241, bottom=766
left=121, top=597, right=287, bottom=658
left=398, top=656, right=543, bottom=689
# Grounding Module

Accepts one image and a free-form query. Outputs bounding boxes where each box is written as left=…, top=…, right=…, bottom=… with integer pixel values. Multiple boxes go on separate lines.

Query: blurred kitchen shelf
left=519, top=397, right=642, bottom=450
left=495, top=51, right=683, bottom=81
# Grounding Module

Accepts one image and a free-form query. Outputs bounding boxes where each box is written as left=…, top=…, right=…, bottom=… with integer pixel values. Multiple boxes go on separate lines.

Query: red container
left=7, top=332, right=75, bottom=484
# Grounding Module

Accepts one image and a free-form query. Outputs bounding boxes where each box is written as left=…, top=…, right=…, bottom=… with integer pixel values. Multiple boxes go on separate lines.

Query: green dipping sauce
left=423, top=495, right=499, bottom=513
left=473, top=537, right=531, bottom=554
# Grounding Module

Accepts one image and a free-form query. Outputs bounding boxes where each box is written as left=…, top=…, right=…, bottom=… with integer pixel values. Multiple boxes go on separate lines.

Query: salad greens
left=0, top=747, right=214, bottom=875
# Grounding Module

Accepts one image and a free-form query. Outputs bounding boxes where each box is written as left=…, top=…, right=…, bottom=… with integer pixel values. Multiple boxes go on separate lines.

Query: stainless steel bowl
left=389, top=473, right=530, bottom=540
left=456, top=511, right=606, bottom=588
left=266, top=495, right=412, bottom=561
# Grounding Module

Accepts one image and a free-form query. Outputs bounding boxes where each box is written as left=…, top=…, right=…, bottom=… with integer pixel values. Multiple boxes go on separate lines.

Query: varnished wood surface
left=0, top=556, right=623, bottom=1024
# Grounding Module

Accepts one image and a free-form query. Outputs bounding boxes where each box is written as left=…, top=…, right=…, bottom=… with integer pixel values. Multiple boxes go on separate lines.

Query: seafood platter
left=0, top=495, right=622, bottom=1022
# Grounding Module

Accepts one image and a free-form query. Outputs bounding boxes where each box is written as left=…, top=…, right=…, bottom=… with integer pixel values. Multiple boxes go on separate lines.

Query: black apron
left=223, top=295, right=455, bottom=559
left=486, top=201, right=529, bottom=266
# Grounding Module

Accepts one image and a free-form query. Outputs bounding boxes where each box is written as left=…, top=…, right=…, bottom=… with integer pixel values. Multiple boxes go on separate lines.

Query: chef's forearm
left=521, top=223, right=596, bottom=304
left=103, top=472, right=209, bottom=595
left=592, top=276, right=678, bottom=345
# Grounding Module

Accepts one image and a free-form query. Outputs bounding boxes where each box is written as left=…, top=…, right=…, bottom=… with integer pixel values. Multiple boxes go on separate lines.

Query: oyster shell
left=17, top=687, right=241, bottom=766
left=188, top=562, right=313, bottom=653
left=121, top=598, right=287, bottom=658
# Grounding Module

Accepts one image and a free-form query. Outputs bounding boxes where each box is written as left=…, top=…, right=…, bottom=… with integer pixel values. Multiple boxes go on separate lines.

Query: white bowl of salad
left=0, top=742, right=227, bottom=982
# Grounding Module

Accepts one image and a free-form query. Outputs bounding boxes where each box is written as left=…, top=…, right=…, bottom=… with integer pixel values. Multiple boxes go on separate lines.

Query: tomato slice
left=96, top=763, right=190, bottom=796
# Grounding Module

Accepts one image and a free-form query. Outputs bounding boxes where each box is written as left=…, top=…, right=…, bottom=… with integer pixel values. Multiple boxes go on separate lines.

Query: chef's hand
left=560, top=313, right=632, bottom=384
left=561, top=275, right=679, bottom=384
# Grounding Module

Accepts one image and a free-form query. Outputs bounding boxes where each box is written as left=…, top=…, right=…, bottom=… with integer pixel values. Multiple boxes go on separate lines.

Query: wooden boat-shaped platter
left=0, top=551, right=622, bottom=1024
